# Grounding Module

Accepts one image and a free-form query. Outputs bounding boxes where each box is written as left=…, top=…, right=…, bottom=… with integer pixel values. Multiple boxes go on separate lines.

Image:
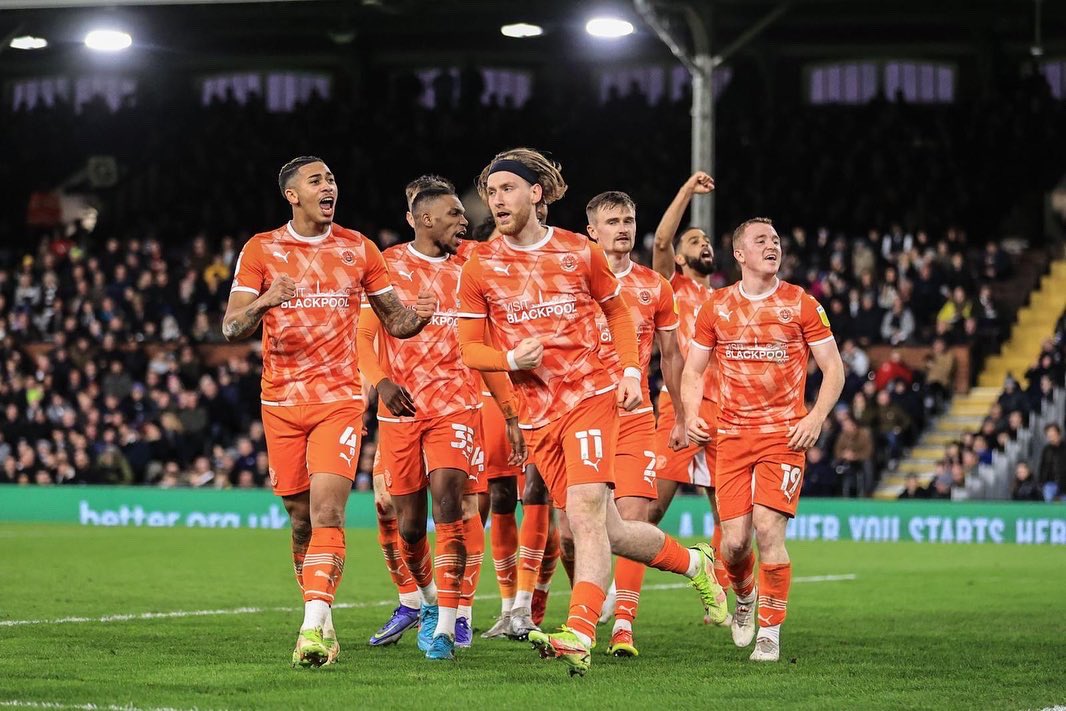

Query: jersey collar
left=286, top=222, right=331, bottom=243
left=503, top=225, right=554, bottom=252
left=406, top=243, right=448, bottom=263
left=739, top=277, right=780, bottom=301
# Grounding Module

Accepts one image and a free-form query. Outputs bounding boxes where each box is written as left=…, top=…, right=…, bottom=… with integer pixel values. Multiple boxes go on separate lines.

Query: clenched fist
left=512, top=338, right=544, bottom=370
left=686, top=171, right=715, bottom=195
left=261, top=274, right=296, bottom=308
left=414, top=290, right=437, bottom=320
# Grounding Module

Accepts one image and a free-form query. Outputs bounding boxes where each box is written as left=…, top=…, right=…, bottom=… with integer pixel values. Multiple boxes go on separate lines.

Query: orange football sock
left=377, top=516, right=417, bottom=596
left=433, top=521, right=466, bottom=611
left=757, top=562, right=791, bottom=628
left=490, top=512, right=518, bottom=612
left=613, top=556, right=646, bottom=623
left=459, top=516, right=484, bottom=610
left=398, top=534, right=435, bottom=590
left=648, top=534, right=693, bottom=575
left=515, top=503, right=549, bottom=610
left=302, top=527, right=345, bottom=604
left=725, top=549, right=756, bottom=599
left=292, top=532, right=308, bottom=594
left=537, top=523, right=560, bottom=590
left=711, top=526, right=732, bottom=592
left=566, top=581, right=607, bottom=647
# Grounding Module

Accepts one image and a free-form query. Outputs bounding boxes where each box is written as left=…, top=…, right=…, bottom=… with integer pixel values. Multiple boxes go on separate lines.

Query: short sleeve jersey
left=458, top=226, right=623, bottom=429
left=230, top=222, right=391, bottom=406
left=692, top=279, right=834, bottom=432
left=596, top=262, right=679, bottom=414
left=363, top=243, right=479, bottom=421
left=671, top=272, right=719, bottom=402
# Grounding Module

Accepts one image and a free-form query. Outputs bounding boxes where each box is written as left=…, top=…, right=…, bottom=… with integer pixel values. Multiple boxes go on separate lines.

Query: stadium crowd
left=897, top=310, right=1066, bottom=502
left=3, top=62, right=1063, bottom=497
left=0, top=211, right=1022, bottom=498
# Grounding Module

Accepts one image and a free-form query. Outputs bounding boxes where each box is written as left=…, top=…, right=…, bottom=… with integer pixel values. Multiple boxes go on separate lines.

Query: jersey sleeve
left=457, top=255, right=488, bottom=318
left=654, top=274, right=680, bottom=331
left=692, top=299, right=718, bottom=351
left=361, top=239, right=393, bottom=297
left=356, top=299, right=388, bottom=387
left=587, top=243, right=622, bottom=304
left=230, top=239, right=266, bottom=296
left=800, top=293, right=835, bottom=346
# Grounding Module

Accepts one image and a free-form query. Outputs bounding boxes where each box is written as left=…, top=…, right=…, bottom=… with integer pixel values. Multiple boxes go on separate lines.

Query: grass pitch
left=0, top=524, right=1063, bottom=710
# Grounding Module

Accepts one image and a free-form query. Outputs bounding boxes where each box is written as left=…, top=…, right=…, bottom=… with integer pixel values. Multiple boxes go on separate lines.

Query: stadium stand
left=1, top=68, right=1064, bottom=499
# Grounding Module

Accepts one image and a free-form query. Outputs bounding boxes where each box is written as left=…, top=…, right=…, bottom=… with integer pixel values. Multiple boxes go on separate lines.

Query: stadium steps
left=874, top=259, right=1066, bottom=500
left=978, top=259, right=1066, bottom=389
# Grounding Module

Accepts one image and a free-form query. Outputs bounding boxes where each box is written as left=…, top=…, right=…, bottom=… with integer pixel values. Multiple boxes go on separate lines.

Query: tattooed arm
left=367, top=288, right=435, bottom=339
left=221, top=275, right=295, bottom=341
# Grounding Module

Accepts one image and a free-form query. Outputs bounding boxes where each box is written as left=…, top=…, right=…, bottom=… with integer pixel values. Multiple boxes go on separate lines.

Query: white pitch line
left=0, top=701, right=203, bottom=711
left=0, top=573, right=855, bottom=628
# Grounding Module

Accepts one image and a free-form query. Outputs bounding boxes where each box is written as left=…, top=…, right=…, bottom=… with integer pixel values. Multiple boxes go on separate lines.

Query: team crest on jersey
left=560, top=254, right=578, bottom=272
left=341, top=250, right=355, bottom=265
left=383, top=468, right=393, bottom=488
left=778, top=307, right=794, bottom=323
left=638, top=289, right=653, bottom=305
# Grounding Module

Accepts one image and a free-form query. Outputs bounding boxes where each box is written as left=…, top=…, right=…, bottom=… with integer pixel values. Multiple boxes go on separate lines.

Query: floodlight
left=501, top=23, right=544, bottom=38
left=85, top=29, right=132, bottom=52
left=10, top=36, right=48, bottom=50
left=585, top=17, right=634, bottom=38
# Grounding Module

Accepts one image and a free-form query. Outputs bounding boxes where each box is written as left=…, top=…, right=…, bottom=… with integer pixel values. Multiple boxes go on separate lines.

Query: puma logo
left=492, top=265, right=511, bottom=276
left=718, top=307, right=731, bottom=321
left=583, top=459, right=601, bottom=472
left=273, top=250, right=290, bottom=263
left=396, top=268, right=413, bottom=280
left=339, top=452, right=354, bottom=466
left=314, top=570, right=337, bottom=585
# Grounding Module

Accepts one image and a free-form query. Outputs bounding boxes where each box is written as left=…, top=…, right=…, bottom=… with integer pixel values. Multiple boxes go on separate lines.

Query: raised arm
left=367, top=288, right=435, bottom=339
left=652, top=171, right=714, bottom=279
left=221, top=275, right=294, bottom=341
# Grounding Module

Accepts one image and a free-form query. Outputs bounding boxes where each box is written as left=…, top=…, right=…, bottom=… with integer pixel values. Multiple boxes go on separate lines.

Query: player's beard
left=496, top=202, right=532, bottom=237
left=686, top=254, right=715, bottom=276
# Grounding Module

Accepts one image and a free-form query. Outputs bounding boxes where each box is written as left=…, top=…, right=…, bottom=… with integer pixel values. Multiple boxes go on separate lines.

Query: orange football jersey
left=692, top=279, right=834, bottom=432
left=230, top=222, right=391, bottom=406
left=458, top=226, right=623, bottom=429
left=362, top=243, right=480, bottom=421
left=596, top=262, right=678, bottom=414
left=671, top=271, right=718, bottom=403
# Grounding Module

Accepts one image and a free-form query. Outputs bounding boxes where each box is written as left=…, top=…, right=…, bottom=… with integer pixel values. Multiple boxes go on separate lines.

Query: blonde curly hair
left=476, top=147, right=568, bottom=206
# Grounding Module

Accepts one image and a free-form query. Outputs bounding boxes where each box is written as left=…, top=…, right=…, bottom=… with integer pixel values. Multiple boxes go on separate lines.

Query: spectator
left=1037, top=423, right=1066, bottom=500
left=997, top=375, right=1027, bottom=414
left=898, top=473, right=929, bottom=500
left=873, top=388, right=912, bottom=469
left=839, top=338, right=870, bottom=398
left=880, top=295, right=915, bottom=345
left=832, top=416, right=874, bottom=497
left=874, top=350, right=913, bottom=391
left=936, top=286, right=972, bottom=340
left=924, top=338, right=956, bottom=412
left=802, top=445, right=835, bottom=497
left=981, top=242, right=1010, bottom=281
left=853, top=292, right=883, bottom=347
left=1011, top=462, right=1044, bottom=501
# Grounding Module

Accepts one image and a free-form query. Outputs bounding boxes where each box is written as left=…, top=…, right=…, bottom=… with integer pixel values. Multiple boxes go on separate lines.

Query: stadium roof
left=1, top=0, right=1064, bottom=74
